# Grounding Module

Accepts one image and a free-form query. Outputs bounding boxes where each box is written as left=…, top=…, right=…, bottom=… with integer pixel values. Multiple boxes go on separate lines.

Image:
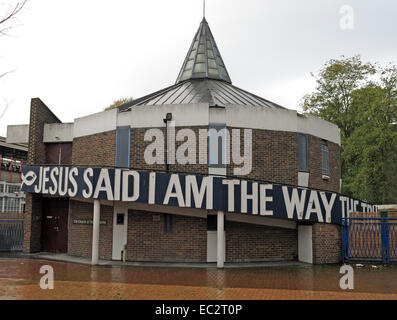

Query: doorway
left=112, top=204, right=128, bottom=260
left=41, top=198, right=69, bottom=253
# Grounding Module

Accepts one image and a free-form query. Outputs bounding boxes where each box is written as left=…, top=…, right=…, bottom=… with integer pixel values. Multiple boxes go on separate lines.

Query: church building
left=7, top=17, right=374, bottom=267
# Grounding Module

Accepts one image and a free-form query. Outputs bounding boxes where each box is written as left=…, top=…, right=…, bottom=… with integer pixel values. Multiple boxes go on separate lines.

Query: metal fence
left=0, top=220, right=24, bottom=252
left=342, top=217, right=397, bottom=263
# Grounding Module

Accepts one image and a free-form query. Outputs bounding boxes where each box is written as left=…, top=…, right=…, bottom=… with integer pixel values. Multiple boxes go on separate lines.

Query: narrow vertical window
left=164, top=214, right=173, bottom=234
left=208, top=124, right=227, bottom=168
left=321, top=141, right=329, bottom=176
left=297, top=133, right=309, bottom=172
left=115, top=126, right=131, bottom=168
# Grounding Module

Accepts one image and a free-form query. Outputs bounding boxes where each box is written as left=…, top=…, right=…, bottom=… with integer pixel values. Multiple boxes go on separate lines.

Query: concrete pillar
left=217, top=210, right=225, bottom=268
left=298, top=225, right=313, bottom=264
left=91, top=200, right=100, bottom=265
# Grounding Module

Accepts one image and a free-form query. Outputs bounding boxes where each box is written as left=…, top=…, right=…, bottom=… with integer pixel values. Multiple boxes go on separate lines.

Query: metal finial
left=203, top=0, right=205, bottom=18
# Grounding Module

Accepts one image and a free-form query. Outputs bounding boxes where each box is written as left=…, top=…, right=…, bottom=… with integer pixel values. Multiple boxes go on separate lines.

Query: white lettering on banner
left=282, top=187, right=306, bottom=220
left=185, top=176, right=213, bottom=209
left=320, top=192, right=337, bottom=223
left=42, top=167, right=50, bottom=194
left=49, top=167, right=59, bottom=195
left=114, top=169, right=121, bottom=201
left=22, top=166, right=378, bottom=225
left=222, top=179, right=240, bottom=212
left=340, top=196, right=347, bottom=218
left=163, top=174, right=185, bottom=207
left=305, top=191, right=323, bottom=223
left=260, top=184, right=273, bottom=216
left=93, top=169, right=114, bottom=200
left=82, top=168, right=94, bottom=198
left=148, top=172, right=156, bottom=204
left=241, top=181, right=258, bottom=215
left=58, top=167, right=69, bottom=196
left=122, top=171, right=140, bottom=202
left=68, top=167, right=78, bottom=197
left=354, top=200, right=359, bottom=213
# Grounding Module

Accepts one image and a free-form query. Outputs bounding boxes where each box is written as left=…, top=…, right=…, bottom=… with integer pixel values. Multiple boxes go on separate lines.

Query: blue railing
left=0, top=219, right=24, bottom=252
left=342, top=217, right=397, bottom=263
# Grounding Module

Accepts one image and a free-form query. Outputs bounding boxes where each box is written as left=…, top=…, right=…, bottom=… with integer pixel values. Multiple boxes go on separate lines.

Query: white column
left=298, top=225, right=313, bottom=264
left=217, top=210, right=225, bottom=268
left=91, top=200, right=100, bottom=265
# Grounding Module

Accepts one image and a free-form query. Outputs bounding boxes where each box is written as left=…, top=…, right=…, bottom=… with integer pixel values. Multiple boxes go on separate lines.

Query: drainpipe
left=163, top=113, right=173, bottom=173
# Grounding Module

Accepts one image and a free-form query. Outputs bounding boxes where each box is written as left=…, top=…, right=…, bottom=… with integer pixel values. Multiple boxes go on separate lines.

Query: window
left=321, top=141, right=329, bottom=176
left=207, top=215, right=217, bottom=231
left=297, top=133, right=309, bottom=172
left=164, top=214, right=173, bottom=234
left=115, top=126, right=131, bottom=168
left=7, top=184, right=20, bottom=194
left=4, top=198, right=21, bottom=213
left=208, top=124, right=227, bottom=168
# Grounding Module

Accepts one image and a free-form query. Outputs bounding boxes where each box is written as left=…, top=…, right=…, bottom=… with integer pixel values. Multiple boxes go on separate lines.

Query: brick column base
left=23, top=193, right=42, bottom=253
left=312, top=223, right=342, bottom=264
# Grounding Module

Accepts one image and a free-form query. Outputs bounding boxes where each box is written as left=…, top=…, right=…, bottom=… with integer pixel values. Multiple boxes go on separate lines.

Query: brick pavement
left=0, top=259, right=396, bottom=300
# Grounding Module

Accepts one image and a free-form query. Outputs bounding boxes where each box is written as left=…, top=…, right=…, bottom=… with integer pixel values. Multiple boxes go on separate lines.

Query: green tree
left=301, top=56, right=397, bottom=204
left=105, top=97, right=133, bottom=111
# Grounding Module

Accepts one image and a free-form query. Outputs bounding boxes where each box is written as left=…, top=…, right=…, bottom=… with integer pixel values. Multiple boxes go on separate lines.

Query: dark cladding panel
left=45, top=143, right=72, bottom=165
left=115, top=126, right=131, bottom=168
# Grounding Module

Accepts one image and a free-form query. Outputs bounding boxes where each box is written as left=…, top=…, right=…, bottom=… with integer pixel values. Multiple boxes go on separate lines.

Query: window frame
left=321, top=141, right=329, bottom=177
left=297, top=133, right=309, bottom=172
left=115, top=126, right=131, bottom=168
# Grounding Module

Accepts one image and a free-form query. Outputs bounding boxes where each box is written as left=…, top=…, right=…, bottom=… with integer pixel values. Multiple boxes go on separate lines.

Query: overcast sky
left=0, top=0, right=396, bottom=136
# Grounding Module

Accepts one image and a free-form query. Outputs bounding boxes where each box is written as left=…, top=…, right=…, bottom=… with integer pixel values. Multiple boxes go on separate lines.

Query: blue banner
left=21, top=165, right=376, bottom=225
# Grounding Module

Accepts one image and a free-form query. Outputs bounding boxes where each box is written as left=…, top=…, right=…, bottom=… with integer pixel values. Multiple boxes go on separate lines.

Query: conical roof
left=118, top=18, right=286, bottom=111
left=176, top=18, right=232, bottom=84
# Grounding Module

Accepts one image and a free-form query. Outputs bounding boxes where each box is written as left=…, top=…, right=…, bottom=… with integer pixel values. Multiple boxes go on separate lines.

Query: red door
left=41, top=198, right=69, bottom=253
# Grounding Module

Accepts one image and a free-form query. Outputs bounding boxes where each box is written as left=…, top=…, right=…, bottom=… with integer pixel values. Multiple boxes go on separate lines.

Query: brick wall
left=68, top=200, right=113, bottom=260
left=70, top=126, right=341, bottom=194
left=312, top=223, right=342, bottom=264
left=126, top=211, right=207, bottom=262
left=227, top=129, right=299, bottom=185
left=23, top=193, right=42, bottom=252
left=309, top=136, right=341, bottom=193
left=225, top=221, right=297, bottom=262
left=27, top=98, right=61, bottom=165
left=72, top=131, right=116, bottom=167
left=24, top=98, right=61, bottom=253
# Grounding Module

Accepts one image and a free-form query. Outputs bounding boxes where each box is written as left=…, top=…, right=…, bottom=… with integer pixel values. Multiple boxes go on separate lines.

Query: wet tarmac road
left=0, top=258, right=396, bottom=300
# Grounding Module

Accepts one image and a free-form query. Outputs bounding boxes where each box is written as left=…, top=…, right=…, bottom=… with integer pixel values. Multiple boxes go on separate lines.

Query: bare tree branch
left=0, top=0, right=27, bottom=26
left=0, top=69, right=14, bottom=78
left=0, top=0, right=28, bottom=78
left=0, top=98, right=12, bottom=121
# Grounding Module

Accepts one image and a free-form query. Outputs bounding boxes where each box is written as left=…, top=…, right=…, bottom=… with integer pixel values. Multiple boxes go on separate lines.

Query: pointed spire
left=176, top=18, right=232, bottom=84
